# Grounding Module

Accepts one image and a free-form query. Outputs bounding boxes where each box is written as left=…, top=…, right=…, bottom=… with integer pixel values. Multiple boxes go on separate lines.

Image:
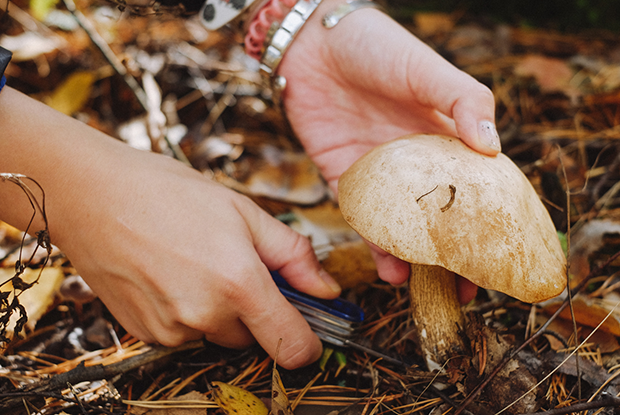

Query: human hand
left=0, top=88, right=341, bottom=369
left=278, top=1, right=499, bottom=300
left=59, top=150, right=342, bottom=368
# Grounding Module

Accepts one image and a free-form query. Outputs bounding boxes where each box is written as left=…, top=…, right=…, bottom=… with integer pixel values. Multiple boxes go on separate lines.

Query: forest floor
left=2, top=1, right=620, bottom=414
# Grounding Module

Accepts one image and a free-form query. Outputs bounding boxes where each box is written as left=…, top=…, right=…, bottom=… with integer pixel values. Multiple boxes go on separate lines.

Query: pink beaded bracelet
left=244, top=0, right=297, bottom=59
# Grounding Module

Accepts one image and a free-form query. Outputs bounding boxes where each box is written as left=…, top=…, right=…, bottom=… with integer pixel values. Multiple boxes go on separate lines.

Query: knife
left=271, top=271, right=408, bottom=367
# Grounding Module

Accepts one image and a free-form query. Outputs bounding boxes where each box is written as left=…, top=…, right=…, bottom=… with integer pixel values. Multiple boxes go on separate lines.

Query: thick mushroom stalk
left=409, top=265, right=465, bottom=369
left=338, top=134, right=566, bottom=370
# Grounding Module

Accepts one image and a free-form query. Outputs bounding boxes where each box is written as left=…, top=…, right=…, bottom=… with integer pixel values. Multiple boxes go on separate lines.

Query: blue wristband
left=0, top=46, right=12, bottom=94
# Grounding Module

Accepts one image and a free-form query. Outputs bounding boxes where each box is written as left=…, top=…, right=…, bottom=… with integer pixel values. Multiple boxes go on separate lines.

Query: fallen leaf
left=570, top=219, right=620, bottom=286
left=515, top=54, right=580, bottom=100
left=289, top=202, right=360, bottom=260
left=0, top=267, right=64, bottom=341
left=541, top=316, right=620, bottom=353
left=321, top=240, right=378, bottom=290
left=244, top=146, right=328, bottom=205
left=271, top=339, right=293, bottom=415
left=542, top=295, right=620, bottom=337
left=0, top=221, right=24, bottom=244
left=0, top=32, right=61, bottom=61
left=413, top=12, right=455, bottom=36
left=212, top=381, right=268, bottom=415
left=271, top=365, right=293, bottom=415
left=30, top=0, right=60, bottom=21
left=45, top=71, right=96, bottom=115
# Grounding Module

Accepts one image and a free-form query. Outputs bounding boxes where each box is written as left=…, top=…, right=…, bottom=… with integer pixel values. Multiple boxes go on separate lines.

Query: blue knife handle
left=271, top=271, right=364, bottom=324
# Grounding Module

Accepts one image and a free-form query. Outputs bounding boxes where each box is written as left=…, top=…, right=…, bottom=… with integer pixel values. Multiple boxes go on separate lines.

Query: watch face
left=200, top=0, right=251, bottom=30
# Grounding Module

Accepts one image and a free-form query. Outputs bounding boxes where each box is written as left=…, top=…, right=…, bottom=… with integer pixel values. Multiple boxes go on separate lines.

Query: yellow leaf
left=45, top=71, right=96, bottom=115
left=30, top=0, right=60, bottom=21
left=413, top=12, right=455, bottom=36
left=211, top=381, right=268, bottom=415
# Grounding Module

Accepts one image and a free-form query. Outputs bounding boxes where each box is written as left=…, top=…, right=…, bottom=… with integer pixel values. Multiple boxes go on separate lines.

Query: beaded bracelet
left=0, top=46, right=12, bottom=94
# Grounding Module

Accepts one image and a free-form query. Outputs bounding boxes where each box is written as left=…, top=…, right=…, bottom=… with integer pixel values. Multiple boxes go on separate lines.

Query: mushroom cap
left=338, top=134, right=566, bottom=303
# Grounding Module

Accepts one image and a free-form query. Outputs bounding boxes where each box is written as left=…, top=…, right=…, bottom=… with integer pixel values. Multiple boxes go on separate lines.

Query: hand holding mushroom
left=277, top=3, right=501, bottom=288
left=338, top=134, right=566, bottom=369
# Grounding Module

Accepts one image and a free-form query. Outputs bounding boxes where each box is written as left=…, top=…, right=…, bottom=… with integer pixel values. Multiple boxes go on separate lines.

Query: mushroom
left=338, top=134, right=566, bottom=369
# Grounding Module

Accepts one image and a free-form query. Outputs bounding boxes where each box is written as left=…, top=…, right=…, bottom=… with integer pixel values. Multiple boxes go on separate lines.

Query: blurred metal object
left=271, top=271, right=408, bottom=366
left=259, top=0, right=322, bottom=78
left=322, top=0, right=384, bottom=29
left=259, top=0, right=322, bottom=105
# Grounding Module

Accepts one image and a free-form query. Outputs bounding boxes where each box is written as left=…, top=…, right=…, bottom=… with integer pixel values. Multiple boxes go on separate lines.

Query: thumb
left=236, top=200, right=343, bottom=368
left=402, top=36, right=501, bottom=156
left=452, top=87, right=502, bottom=156
left=246, top=201, right=342, bottom=300
left=240, top=271, right=325, bottom=369
left=432, top=72, right=501, bottom=156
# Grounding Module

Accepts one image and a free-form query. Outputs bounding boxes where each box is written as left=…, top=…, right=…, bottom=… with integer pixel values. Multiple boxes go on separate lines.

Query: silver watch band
left=259, top=0, right=322, bottom=78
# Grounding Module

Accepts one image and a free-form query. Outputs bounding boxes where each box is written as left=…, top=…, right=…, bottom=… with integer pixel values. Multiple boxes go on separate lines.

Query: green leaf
left=319, top=347, right=333, bottom=371
left=557, top=231, right=568, bottom=257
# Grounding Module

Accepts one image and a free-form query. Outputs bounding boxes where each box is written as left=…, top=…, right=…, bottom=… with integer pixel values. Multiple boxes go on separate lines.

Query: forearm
left=0, top=87, right=138, bottom=243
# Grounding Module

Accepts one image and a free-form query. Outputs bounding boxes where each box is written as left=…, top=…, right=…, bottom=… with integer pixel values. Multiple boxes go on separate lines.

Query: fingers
left=228, top=197, right=342, bottom=368
left=403, top=42, right=501, bottom=156
left=240, top=197, right=341, bottom=299
left=456, top=276, right=479, bottom=305
left=333, top=10, right=501, bottom=156
left=239, top=277, right=324, bottom=369
left=451, top=89, right=501, bottom=156
left=366, top=241, right=410, bottom=285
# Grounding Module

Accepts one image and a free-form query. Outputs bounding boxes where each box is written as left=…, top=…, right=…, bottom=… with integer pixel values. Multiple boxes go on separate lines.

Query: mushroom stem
left=409, top=264, right=466, bottom=370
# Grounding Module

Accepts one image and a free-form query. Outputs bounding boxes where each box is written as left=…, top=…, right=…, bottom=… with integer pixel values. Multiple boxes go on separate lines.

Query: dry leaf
left=321, top=240, right=378, bottom=290
left=30, top=0, right=60, bottom=20
left=270, top=339, right=293, bottom=415
left=45, top=71, right=96, bottom=115
left=271, top=365, right=293, bottom=415
left=542, top=296, right=620, bottom=337
left=541, top=316, right=620, bottom=353
left=0, top=267, right=64, bottom=337
left=515, top=54, right=580, bottom=99
left=571, top=219, right=620, bottom=285
left=413, top=12, right=455, bottom=36
left=212, top=381, right=268, bottom=415
left=0, top=221, right=24, bottom=243
left=289, top=202, right=360, bottom=260
left=0, top=32, right=61, bottom=61
left=244, top=146, right=327, bottom=205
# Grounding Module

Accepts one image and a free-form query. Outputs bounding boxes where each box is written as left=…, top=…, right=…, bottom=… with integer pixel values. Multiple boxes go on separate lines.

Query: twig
left=0, top=174, right=51, bottom=345
left=526, top=395, right=620, bottom=415
left=557, top=145, right=581, bottom=402
left=61, top=0, right=190, bottom=164
left=0, top=340, right=206, bottom=411
left=62, top=0, right=147, bottom=108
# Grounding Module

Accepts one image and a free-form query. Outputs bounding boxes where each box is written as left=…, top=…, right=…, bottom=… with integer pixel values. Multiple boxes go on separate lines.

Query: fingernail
left=319, top=269, right=341, bottom=294
left=478, top=121, right=501, bottom=152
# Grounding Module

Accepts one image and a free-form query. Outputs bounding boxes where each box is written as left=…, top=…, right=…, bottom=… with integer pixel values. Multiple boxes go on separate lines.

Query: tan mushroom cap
left=338, top=134, right=566, bottom=303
